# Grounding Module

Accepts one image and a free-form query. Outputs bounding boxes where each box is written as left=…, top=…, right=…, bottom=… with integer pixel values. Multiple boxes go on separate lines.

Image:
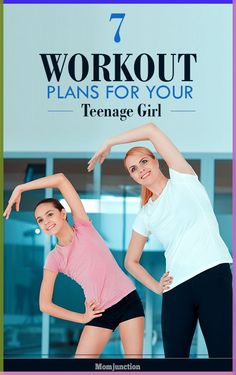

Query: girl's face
left=125, top=153, right=160, bottom=186
left=34, top=202, right=66, bottom=236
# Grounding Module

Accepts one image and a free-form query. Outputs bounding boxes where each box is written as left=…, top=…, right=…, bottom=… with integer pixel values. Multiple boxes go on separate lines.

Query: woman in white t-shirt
left=88, top=123, right=232, bottom=358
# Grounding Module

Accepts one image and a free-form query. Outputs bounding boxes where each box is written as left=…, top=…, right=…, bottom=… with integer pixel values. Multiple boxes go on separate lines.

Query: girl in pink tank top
left=4, top=173, right=151, bottom=358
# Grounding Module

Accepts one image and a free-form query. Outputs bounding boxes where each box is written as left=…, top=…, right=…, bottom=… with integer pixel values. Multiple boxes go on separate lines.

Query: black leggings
left=161, top=263, right=232, bottom=358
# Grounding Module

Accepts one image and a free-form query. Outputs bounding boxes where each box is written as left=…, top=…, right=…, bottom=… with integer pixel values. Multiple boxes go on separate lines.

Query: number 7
left=110, top=13, right=126, bottom=43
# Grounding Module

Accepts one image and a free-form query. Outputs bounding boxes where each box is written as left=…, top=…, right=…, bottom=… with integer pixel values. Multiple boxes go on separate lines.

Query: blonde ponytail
left=141, top=186, right=153, bottom=206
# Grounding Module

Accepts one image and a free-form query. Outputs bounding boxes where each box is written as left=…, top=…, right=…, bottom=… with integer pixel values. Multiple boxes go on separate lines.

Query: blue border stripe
left=3, top=0, right=233, bottom=3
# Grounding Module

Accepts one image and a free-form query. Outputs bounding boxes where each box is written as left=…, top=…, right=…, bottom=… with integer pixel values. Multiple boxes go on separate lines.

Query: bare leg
left=119, top=317, right=144, bottom=358
left=75, top=326, right=113, bottom=359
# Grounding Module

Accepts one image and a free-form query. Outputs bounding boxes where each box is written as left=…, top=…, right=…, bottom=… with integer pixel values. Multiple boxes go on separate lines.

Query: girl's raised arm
left=3, top=173, right=89, bottom=222
left=88, top=123, right=195, bottom=175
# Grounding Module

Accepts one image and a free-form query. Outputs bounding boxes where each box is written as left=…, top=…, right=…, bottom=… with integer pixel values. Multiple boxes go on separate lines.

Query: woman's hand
left=82, top=300, right=105, bottom=324
left=87, top=142, right=111, bottom=172
left=3, top=185, right=23, bottom=219
left=156, top=271, right=173, bottom=295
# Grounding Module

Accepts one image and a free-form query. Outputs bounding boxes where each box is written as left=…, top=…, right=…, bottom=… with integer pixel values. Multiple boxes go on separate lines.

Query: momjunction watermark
left=95, top=362, right=141, bottom=371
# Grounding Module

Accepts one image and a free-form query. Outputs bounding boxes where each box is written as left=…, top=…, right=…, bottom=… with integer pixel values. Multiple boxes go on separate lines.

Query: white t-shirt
left=133, top=168, right=232, bottom=291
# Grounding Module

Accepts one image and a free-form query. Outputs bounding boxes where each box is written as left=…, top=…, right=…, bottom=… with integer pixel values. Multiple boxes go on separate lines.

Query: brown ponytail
left=124, top=146, right=155, bottom=206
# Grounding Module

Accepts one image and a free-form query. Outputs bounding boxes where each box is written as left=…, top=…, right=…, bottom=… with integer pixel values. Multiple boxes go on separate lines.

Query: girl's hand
left=82, top=300, right=105, bottom=324
left=87, top=142, right=111, bottom=172
left=3, top=185, right=23, bottom=219
left=156, top=271, right=173, bottom=295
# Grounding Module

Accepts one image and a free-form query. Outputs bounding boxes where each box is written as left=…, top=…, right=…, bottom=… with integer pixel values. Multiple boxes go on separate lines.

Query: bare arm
left=3, top=173, right=89, bottom=222
left=88, top=123, right=195, bottom=174
left=125, top=230, right=173, bottom=295
left=39, top=270, right=104, bottom=324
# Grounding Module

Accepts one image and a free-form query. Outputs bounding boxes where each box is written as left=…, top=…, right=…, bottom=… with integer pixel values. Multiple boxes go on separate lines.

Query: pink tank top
left=44, top=217, right=135, bottom=309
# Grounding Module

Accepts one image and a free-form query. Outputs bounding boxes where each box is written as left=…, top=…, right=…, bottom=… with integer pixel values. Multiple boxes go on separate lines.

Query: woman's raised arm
left=3, top=173, right=89, bottom=222
left=88, top=123, right=195, bottom=174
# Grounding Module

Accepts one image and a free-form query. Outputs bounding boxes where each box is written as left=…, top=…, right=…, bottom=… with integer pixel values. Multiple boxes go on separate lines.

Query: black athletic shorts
left=85, top=290, right=145, bottom=331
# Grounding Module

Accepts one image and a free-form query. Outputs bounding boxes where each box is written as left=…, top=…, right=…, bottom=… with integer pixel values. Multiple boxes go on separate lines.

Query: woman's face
left=34, top=202, right=66, bottom=236
left=125, top=153, right=160, bottom=186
